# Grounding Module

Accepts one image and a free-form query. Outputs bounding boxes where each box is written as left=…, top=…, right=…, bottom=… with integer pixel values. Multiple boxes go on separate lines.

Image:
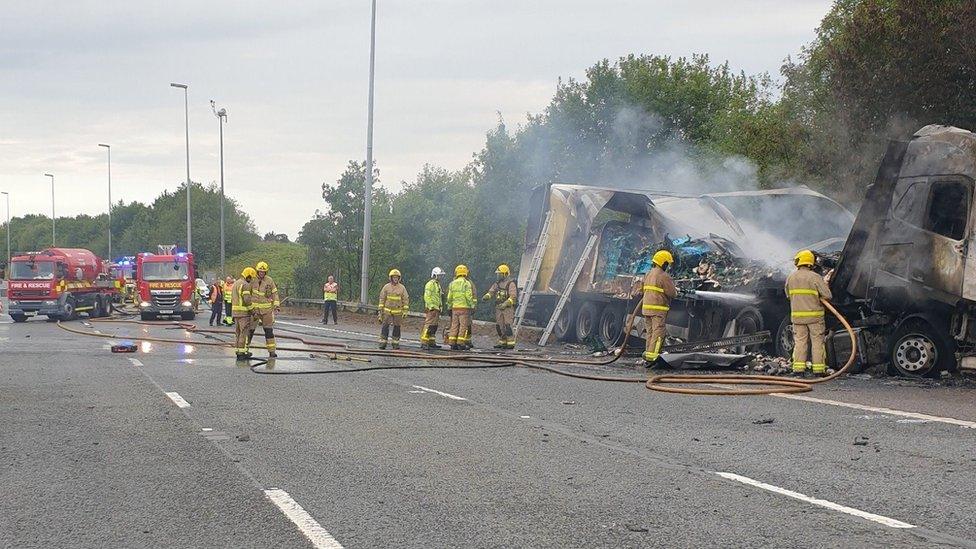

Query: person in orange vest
left=208, top=277, right=224, bottom=326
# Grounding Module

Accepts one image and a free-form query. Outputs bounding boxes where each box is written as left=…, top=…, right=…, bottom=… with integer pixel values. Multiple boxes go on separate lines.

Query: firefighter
left=231, top=268, right=256, bottom=360
left=222, top=276, right=234, bottom=325
left=447, top=264, right=476, bottom=350
left=639, top=250, right=677, bottom=364
left=421, top=267, right=445, bottom=350
left=378, top=269, right=409, bottom=349
left=250, top=261, right=281, bottom=358
left=786, top=250, right=832, bottom=376
left=483, top=264, right=518, bottom=349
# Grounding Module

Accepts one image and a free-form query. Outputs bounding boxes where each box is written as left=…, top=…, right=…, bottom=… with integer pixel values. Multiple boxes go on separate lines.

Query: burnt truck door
left=878, top=176, right=972, bottom=304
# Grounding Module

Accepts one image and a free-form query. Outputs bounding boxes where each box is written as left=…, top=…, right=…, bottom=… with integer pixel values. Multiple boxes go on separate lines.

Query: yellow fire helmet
left=651, top=250, right=674, bottom=268
left=495, top=264, right=510, bottom=276
left=794, top=249, right=815, bottom=267
left=455, top=264, right=469, bottom=277
left=389, top=268, right=402, bottom=278
left=256, top=261, right=269, bottom=272
left=242, top=267, right=257, bottom=279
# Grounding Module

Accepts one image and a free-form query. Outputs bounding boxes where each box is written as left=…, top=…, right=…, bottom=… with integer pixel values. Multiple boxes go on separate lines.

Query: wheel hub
left=894, top=335, right=936, bottom=372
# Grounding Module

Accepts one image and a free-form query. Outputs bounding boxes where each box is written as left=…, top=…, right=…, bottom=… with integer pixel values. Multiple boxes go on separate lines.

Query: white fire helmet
left=431, top=267, right=445, bottom=277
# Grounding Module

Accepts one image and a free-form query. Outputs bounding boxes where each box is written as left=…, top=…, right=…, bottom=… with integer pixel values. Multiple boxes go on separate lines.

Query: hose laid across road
left=57, top=298, right=856, bottom=396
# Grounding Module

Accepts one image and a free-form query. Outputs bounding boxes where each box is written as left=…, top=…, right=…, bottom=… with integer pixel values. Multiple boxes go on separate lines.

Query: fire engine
left=136, top=245, right=197, bottom=321
left=6, top=248, right=118, bottom=322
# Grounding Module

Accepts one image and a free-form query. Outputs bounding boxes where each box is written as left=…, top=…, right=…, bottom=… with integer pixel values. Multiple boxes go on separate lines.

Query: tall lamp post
left=359, top=0, right=377, bottom=306
left=211, top=100, right=228, bottom=278
left=44, top=173, right=55, bottom=246
left=98, top=144, right=112, bottom=260
left=170, top=82, right=192, bottom=253
left=1, top=191, right=9, bottom=270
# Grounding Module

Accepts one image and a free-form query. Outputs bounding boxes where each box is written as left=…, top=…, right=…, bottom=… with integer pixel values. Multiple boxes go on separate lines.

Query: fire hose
left=57, top=297, right=856, bottom=395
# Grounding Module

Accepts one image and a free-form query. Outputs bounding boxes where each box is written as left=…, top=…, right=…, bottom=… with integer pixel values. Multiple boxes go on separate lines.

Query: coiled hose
left=58, top=298, right=856, bottom=395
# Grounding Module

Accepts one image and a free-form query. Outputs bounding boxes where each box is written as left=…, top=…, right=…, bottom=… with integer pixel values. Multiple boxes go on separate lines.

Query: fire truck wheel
left=61, top=299, right=76, bottom=321
left=140, top=312, right=157, bottom=321
left=181, top=311, right=196, bottom=321
left=91, top=298, right=104, bottom=319
left=888, top=320, right=953, bottom=377
left=10, top=314, right=28, bottom=323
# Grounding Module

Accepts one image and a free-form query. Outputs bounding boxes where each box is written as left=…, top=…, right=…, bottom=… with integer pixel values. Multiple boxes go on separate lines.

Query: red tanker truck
left=136, top=245, right=197, bottom=321
left=6, top=248, right=119, bottom=322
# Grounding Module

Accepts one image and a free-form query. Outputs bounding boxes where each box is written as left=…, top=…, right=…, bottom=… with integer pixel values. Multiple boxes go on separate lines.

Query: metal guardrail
left=282, top=297, right=501, bottom=327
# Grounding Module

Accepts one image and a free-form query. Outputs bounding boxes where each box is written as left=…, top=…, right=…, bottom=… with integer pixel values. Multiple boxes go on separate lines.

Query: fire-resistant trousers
left=644, top=313, right=667, bottom=362
left=380, top=311, right=403, bottom=346
left=252, top=310, right=277, bottom=352
left=421, top=309, right=440, bottom=345
left=448, top=309, right=472, bottom=347
left=495, top=306, right=515, bottom=348
left=792, top=319, right=826, bottom=374
left=234, top=314, right=253, bottom=356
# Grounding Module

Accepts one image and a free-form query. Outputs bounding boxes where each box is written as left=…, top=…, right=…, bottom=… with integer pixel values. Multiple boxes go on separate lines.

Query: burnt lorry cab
left=6, top=248, right=117, bottom=322
left=830, top=125, right=976, bottom=376
left=136, top=246, right=197, bottom=321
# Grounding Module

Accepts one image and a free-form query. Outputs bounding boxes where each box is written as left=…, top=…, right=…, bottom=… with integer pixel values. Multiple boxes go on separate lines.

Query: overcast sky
left=0, top=0, right=831, bottom=239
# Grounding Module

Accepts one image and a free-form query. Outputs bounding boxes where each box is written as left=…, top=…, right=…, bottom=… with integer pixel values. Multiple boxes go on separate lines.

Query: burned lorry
left=827, top=125, right=976, bottom=376
left=516, top=183, right=854, bottom=352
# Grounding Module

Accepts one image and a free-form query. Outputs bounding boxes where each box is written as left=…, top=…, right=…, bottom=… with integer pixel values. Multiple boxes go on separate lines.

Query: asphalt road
left=2, top=310, right=976, bottom=548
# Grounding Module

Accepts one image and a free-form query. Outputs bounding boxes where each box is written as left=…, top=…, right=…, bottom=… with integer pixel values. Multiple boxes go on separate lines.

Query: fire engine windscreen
left=142, top=262, right=189, bottom=281
left=11, top=261, right=55, bottom=280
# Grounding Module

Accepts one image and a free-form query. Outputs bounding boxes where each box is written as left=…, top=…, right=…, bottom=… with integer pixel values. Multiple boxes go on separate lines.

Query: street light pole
left=1, top=191, right=9, bottom=270
left=44, top=173, right=55, bottom=246
left=98, top=144, right=112, bottom=260
left=211, top=101, right=228, bottom=278
left=359, top=0, right=377, bottom=306
left=170, top=82, right=192, bottom=253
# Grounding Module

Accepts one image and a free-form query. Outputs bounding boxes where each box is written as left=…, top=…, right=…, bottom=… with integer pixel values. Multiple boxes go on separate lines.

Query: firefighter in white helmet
left=378, top=269, right=409, bottom=349
left=421, top=267, right=446, bottom=350
left=786, top=250, right=832, bottom=376
left=639, top=250, right=677, bottom=364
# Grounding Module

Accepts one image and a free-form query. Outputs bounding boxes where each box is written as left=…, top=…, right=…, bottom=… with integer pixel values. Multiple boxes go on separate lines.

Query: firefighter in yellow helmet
left=786, top=250, right=832, bottom=376
left=483, top=263, right=518, bottom=349
left=638, top=250, right=677, bottom=364
left=232, top=267, right=257, bottom=360
left=447, top=264, right=476, bottom=350
left=378, top=269, right=409, bottom=349
left=250, top=261, right=280, bottom=358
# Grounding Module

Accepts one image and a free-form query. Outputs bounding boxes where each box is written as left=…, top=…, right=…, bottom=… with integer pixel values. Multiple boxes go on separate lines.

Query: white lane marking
left=772, top=393, right=976, bottom=429
left=411, top=384, right=467, bottom=401
left=715, top=472, right=915, bottom=529
left=277, top=320, right=387, bottom=339
left=520, top=415, right=531, bottom=419
left=407, top=390, right=424, bottom=393
left=201, top=427, right=213, bottom=432
left=264, top=489, right=344, bottom=549
left=165, top=392, right=191, bottom=408
left=128, top=358, right=143, bottom=366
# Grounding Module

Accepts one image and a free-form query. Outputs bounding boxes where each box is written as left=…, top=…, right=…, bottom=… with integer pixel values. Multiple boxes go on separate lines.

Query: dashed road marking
left=772, top=393, right=976, bottom=429
left=715, top=472, right=915, bottom=529
left=165, top=392, right=191, bottom=408
left=520, top=415, right=531, bottom=419
left=128, top=358, right=143, bottom=366
left=264, top=488, right=344, bottom=549
left=412, top=384, right=467, bottom=401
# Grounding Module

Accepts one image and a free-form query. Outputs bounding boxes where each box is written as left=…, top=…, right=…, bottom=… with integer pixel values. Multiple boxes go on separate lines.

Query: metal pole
left=171, top=83, right=191, bottom=253
left=44, top=174, right=54, bottom=246
left=2, top=192, right=9, bottom=270
left=98, top=144, right=112, bottom=259
left=212, top=104, right=227, bottom=278
left=359, top=0, right=376, bottom=306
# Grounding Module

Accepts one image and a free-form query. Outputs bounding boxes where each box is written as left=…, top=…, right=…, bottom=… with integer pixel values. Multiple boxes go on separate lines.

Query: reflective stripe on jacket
left=641, top=266, right=677, bottom=315
left=223, top=281, right=233, bottom=303
left=424, top=279, right=443, bottom=311
left=379, top=282, right=409, bottom=315
left=785, top=267, right=832, bottom=324
left=230, top=279, right=253, bottom=316
left=251, top=275, right=280, bottom=310
left=487, top=278, right=518, bottom=309
left=447, top=276, right=475, bottom=310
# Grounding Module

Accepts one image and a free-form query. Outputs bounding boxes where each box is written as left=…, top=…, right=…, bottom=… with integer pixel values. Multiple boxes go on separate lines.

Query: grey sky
left=0, top=0, right=831, bottom=239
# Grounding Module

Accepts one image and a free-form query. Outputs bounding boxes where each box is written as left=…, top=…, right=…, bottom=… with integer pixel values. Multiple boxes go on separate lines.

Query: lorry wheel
left=141, top=312, right=157, bottom=321
left=889, top=320, right=953, bottom=377
left=574, top=301, right=599, bottom=342
left=775, top=317, right=794, bottom=359
left=181, top=311, right=196, bottom=321
left=598, top=305, right=626, bottom=347
left=552, top=304, right=577, bottom=343
left=733, top=307, right=764, bottom=353
left=10, top=314, right=28, bottom=323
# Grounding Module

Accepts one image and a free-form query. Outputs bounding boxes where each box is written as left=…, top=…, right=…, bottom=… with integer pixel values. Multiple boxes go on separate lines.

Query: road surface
left=2, top=311, right=975, bottom=548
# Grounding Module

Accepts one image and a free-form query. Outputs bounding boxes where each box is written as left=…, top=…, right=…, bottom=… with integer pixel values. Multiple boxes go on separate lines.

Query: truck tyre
left=61, top=298, right=76, bottom=321
left=141, top=312, right=157, bottom=322
left=552, top=303, right=577, bottom=343
left=574, top=301, right=600, bottom=342
left=733, top=306, right=764, bottom=353
left=598, top=304, right=626, bottom=347
left=181, top=311, right=196, bottom=321
left=91, top=297, right=104, bottom=319
left=775, top=317, right=794, bottom=359
left=10, top=314, right=28, bottom=323
left=888, top=320, right=954, bottom=377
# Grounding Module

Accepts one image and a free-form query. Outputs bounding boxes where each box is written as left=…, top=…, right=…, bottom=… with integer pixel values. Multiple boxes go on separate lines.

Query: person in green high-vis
left=322, top=275, right=339, bottom=324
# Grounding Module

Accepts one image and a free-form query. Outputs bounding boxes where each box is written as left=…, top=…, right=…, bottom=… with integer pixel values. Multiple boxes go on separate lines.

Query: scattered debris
left=752, top=418, right=775, bottom=425
left=236, top=434, right=250, bottom=442
left=853, top=436, right=869, bottom=446
left=561, top=401, right=577, bottom=405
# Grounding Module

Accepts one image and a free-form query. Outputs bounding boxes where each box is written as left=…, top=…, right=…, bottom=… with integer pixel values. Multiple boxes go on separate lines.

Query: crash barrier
left=282, top=297, right=504, bottom=328
left=58, top=298, right=856, bottom=396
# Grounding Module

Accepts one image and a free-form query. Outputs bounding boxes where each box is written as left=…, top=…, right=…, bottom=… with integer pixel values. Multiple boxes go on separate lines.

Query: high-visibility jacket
left=223, top=281, right=233, bottom=303
left=641, top=266, right=677, bottom=316
left=323, top=281, right=339, bottom=301
left=379, top=282, right=409, bottom=315
left=230, top=278, right=253, bottom=317
left=447, top=276, right=475, bottom=310
left=785, top=267, right=832, bottom=325
left=209, top=283, right=222, bottom=304
left=485, top=277, right=517, bottom=309
left=424, top=279, right=443, bottom=311
left=251, top=275, right=280, bottom=311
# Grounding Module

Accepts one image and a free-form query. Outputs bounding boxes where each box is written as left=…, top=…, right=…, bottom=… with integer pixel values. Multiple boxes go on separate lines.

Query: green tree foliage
left=1, top=182, right=258, bottom=267
left=221, top=241, right=306, bottom=292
